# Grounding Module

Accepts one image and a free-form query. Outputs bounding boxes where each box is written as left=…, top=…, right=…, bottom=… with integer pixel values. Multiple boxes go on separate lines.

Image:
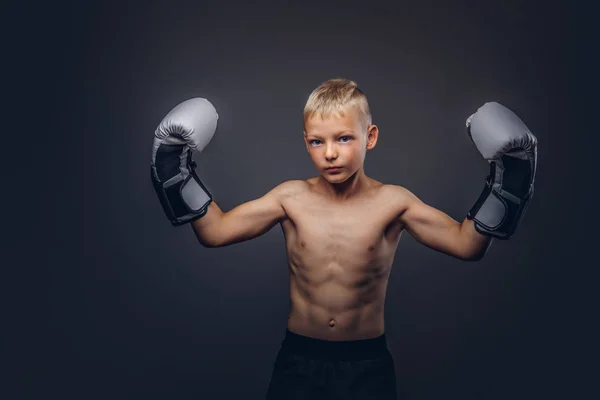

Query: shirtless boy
left=150, top=79, right=538, bottom=399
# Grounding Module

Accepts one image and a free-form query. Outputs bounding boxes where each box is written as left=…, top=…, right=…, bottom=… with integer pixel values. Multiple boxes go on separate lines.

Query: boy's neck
left=317, top=168, right=371, bottom=201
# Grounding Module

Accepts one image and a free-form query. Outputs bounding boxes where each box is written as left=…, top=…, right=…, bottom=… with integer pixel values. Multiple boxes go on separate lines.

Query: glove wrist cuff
left=467, top=162, right=533, bottom=240
left=151, top=143, right=213, bottom=226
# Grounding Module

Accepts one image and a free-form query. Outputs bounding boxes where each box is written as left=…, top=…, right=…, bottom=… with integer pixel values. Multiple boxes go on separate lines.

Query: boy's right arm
left=150, top=97, right=297, bottom=246
left=191, top=181, right=294, bottom=248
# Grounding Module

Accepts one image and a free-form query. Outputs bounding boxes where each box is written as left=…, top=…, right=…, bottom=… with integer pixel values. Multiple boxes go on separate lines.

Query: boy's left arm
left=397, top=101, right=538, bottom=261
left=397, top=188, right=492, bottom=261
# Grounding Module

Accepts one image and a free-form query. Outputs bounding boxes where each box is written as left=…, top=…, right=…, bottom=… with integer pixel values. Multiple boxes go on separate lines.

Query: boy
left=150, top=79, right=537, bottom=399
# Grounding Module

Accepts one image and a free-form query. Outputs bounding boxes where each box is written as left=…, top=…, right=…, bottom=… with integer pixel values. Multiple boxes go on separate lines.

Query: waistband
left=280, top=329, right=389, bottom=361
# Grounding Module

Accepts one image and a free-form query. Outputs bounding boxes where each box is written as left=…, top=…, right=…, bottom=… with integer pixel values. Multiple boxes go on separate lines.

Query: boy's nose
left=325, top=144, right=338, bottom=161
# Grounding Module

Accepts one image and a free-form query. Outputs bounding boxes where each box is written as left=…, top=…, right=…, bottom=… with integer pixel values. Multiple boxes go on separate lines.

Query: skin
left=191, top=106, right=493, bottom=341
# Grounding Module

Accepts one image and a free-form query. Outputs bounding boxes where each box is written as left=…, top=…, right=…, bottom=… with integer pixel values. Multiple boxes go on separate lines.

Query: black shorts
left=266, top=330, right=397, bottom=400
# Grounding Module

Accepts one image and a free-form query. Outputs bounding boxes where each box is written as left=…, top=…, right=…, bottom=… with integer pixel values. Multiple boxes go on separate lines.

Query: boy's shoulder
left=270, top=179, right=311, bottom=199
left=377, top=183, right=416, bottom=207
left=379, top=183, right=410, bottom=195
left=278, top=179, right=311, bottom=190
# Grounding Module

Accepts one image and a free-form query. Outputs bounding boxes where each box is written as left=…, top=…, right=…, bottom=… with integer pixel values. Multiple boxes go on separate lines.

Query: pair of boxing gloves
left=150, top=98, right=538, bottom=239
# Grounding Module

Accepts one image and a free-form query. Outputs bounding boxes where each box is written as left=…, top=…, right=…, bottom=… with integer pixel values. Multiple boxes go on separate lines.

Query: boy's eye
left=309, top=137, right=351, bottom=146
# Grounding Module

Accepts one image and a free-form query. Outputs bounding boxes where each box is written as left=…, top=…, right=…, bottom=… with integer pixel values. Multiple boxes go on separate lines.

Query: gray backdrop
left=4, top=1, right=594, bottom=399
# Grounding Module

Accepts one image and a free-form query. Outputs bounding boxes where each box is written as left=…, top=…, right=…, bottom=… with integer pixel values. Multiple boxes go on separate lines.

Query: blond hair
left=303, top=78, right=372, bottom=129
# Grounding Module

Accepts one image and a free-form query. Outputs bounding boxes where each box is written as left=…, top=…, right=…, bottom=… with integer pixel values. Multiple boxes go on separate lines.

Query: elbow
left=191, top=227, right=221, bottom=248
left=460, top=248, right=487, bottom=262
left=200, top=240, right=218, bottom=248
left=462, top=240, right=493, bottom=262
left=457, top=238, right=491, bottom=262
left=198, top=237, right=222, bottom=248
left=462, top=253, right=484, bottom=262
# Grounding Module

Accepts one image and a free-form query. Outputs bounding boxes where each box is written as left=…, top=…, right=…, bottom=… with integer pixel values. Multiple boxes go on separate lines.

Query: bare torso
left=279, top=178, right=406, bottom=341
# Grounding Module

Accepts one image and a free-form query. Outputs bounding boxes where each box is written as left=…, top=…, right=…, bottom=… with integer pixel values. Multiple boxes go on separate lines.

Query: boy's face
left=303, top=107, right=378, bottom=184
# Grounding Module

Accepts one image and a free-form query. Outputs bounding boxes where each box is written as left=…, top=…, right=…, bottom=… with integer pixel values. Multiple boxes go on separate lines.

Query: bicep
left=398, top=188, right=463, bottom=256
left=217, top=184, right=288, bottom=246
left=226, top=190, right=286, bottom=226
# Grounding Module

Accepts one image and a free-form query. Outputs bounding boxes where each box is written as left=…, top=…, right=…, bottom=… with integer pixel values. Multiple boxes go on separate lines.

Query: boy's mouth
left=325, top=167, right=343, bottom=173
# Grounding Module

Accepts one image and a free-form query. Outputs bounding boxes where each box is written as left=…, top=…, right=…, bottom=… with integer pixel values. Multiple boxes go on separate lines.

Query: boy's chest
left=281, top=191, right=404, bottom=249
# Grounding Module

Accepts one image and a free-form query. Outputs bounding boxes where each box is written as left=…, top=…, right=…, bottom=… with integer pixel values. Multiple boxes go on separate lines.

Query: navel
left=329, top=318, right=336, bottom=328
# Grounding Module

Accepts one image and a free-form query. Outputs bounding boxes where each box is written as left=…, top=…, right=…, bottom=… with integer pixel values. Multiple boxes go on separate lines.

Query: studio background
left=4, top=1, right=594, bottom=399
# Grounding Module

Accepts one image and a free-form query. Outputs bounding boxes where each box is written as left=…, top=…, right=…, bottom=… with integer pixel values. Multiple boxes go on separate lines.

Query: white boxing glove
left=466, top=102, right=538, bottom=239
left=150, top=98, right=219, bottom=226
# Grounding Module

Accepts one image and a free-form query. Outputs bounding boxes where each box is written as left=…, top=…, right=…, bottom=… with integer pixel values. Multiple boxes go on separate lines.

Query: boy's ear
left=366, top=124, right=379, bottom=150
